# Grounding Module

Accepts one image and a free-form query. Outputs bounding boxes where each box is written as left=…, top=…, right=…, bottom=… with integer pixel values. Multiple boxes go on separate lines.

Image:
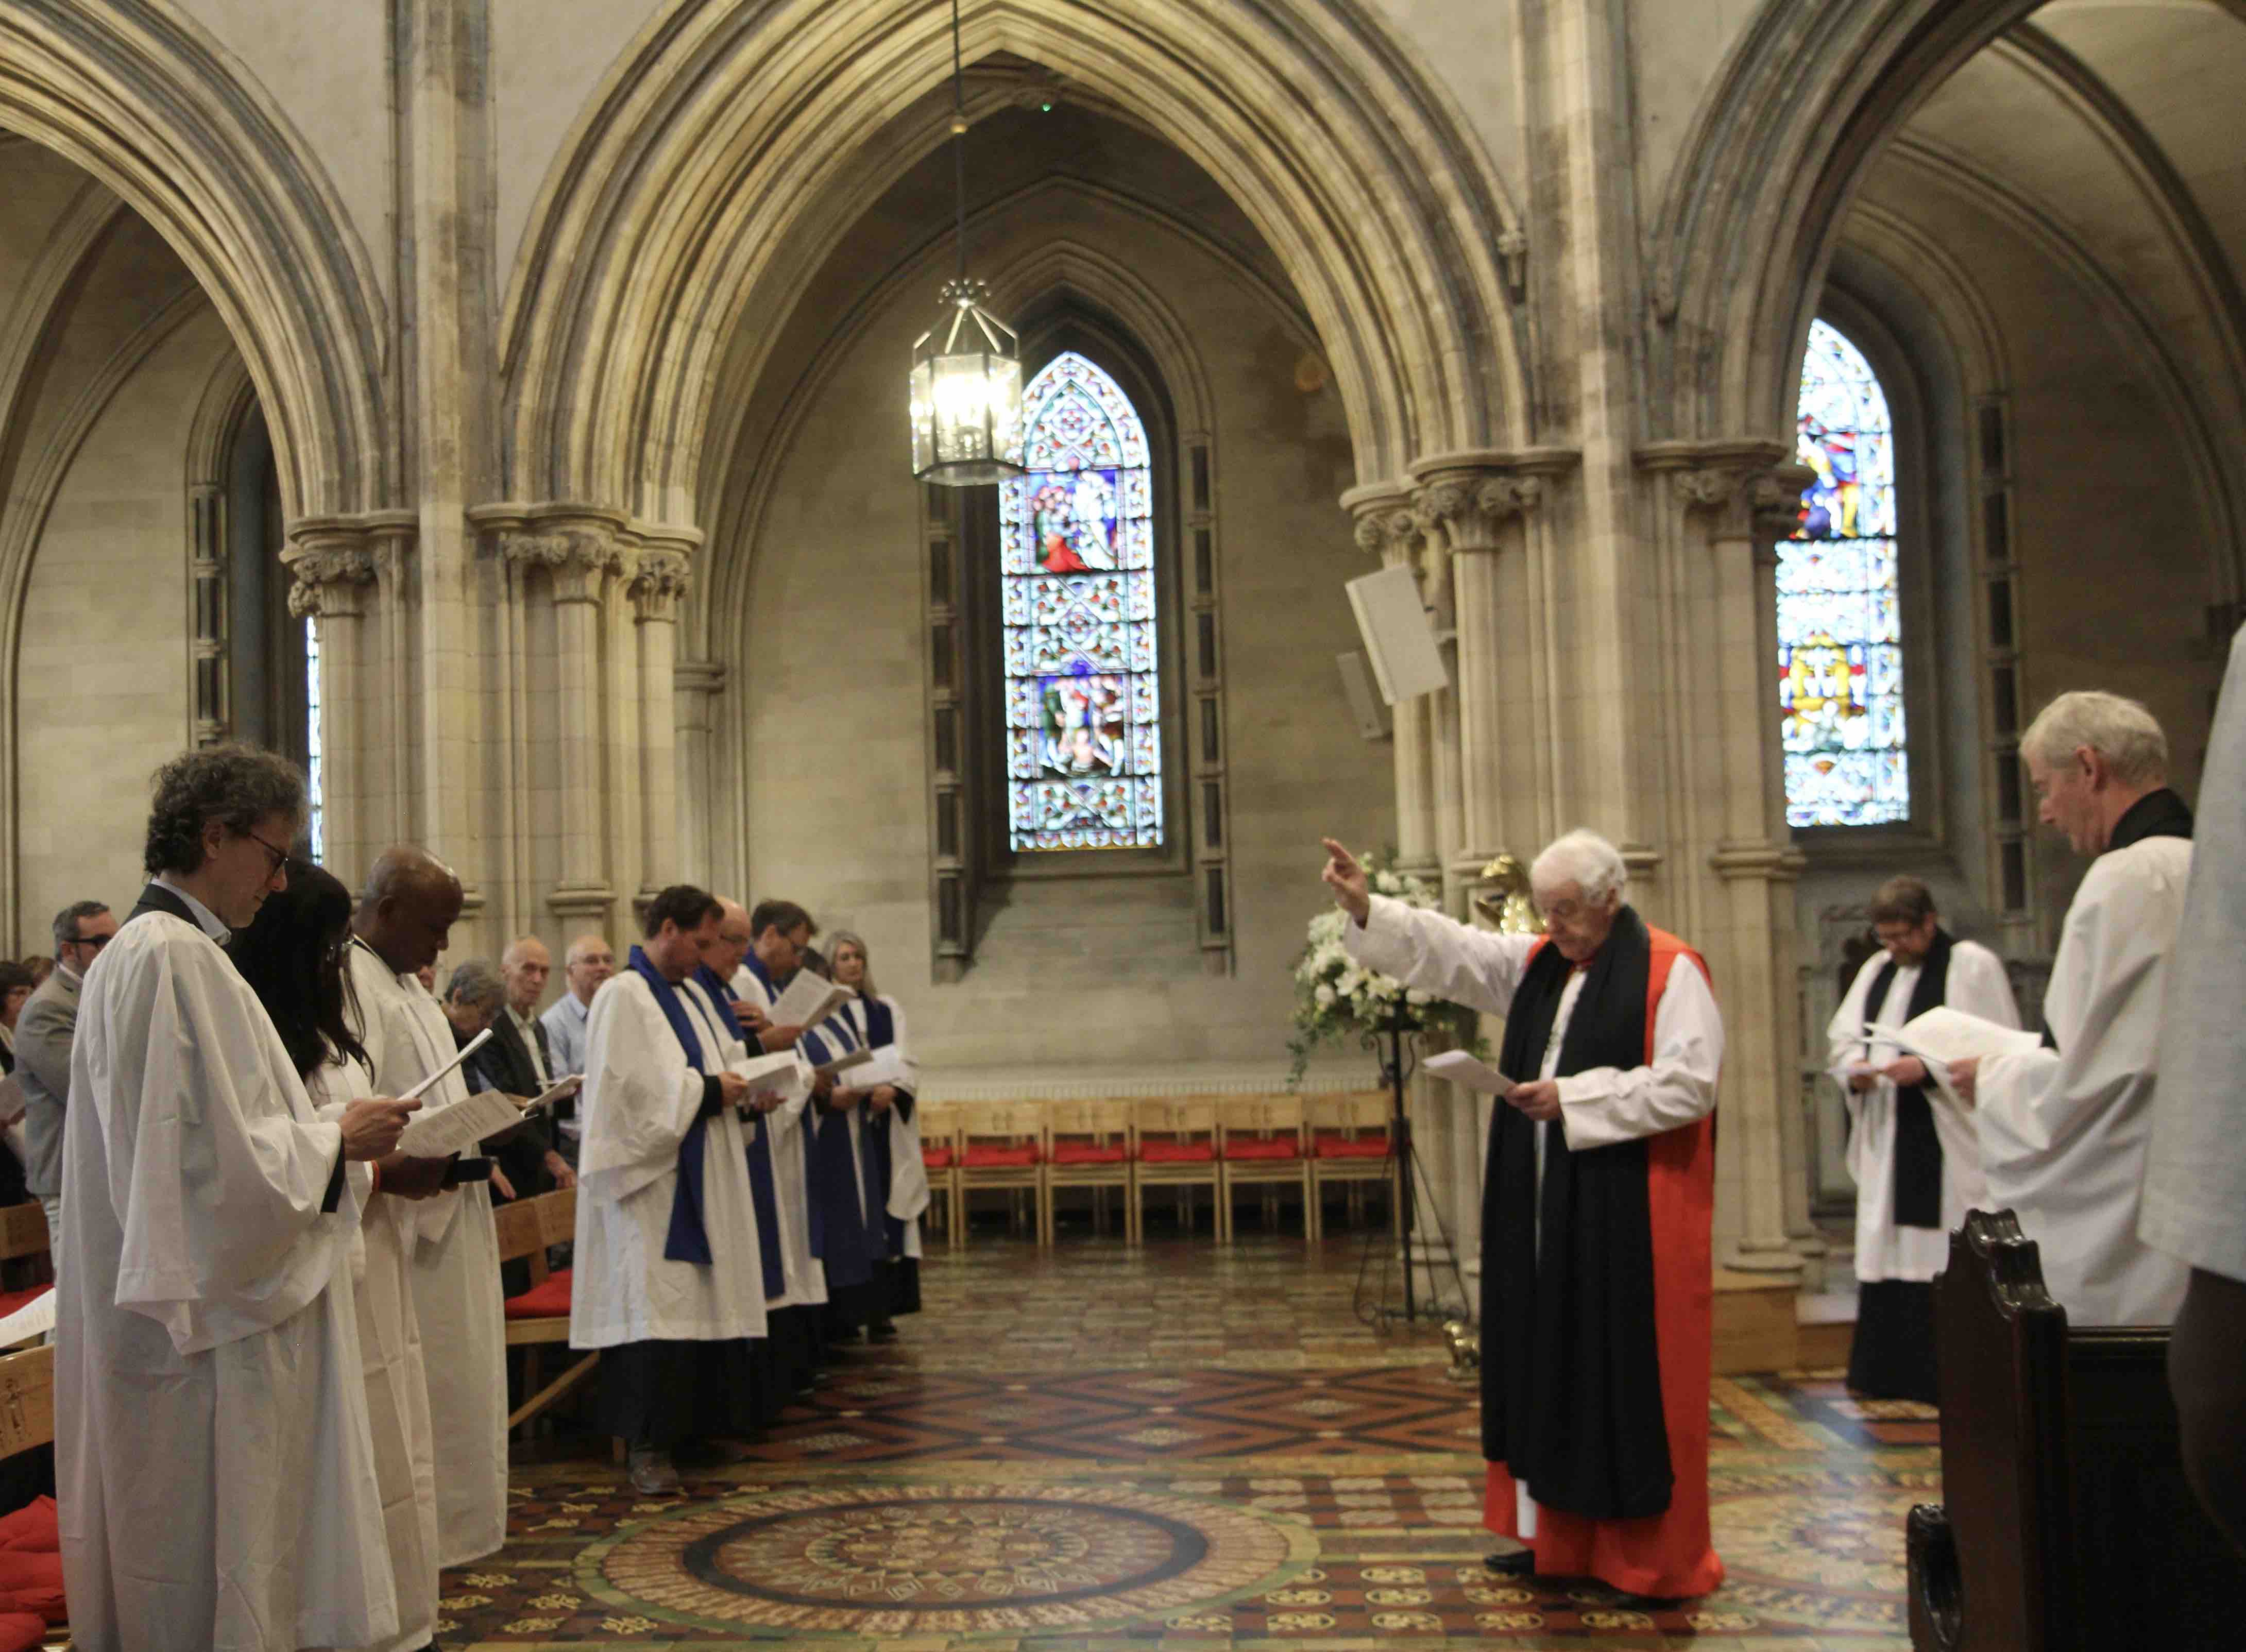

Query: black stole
left=1864, top=928, right=1952, bottom=1229
left=1482, top=905, right=1673, bottom=1522
left=129, top=881, right=208, bottom=931
left=2043, top=788, right=2194, bottom=1051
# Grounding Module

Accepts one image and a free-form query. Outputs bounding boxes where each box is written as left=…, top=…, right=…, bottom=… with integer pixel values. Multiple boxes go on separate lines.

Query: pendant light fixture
left=909, top=0, right=1024, bottom=485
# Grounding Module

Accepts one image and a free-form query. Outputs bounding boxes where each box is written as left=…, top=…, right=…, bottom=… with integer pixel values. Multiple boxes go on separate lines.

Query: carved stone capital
left=1403, top=447, right=1576, bottom=555
left=627, top=548, right=693, bottom=623
left=283, top=513, right=407, bottom=620
left=501, top=527, right=623, bottom=604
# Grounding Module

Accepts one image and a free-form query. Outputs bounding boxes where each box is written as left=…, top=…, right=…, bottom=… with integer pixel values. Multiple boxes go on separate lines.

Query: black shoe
left=1483, top=1548, right=1535, bottom=1575
left=867, top=1319, right=899, bottom=1343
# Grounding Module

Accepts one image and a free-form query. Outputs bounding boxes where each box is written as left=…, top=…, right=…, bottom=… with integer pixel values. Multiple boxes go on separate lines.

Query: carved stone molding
left=499, top=527, right=624, bottom=604
left=284, top=511, right=413, bottom=619
left=1340, top=480, right=1422, bottom=561
left=1709, top=839, right=1809, bottom=883
left=673, top=658, right=728, bottom=698
left=1404, top=446, right=1579, bottom=555
left=627, top=548, right=693, bottom=623
left=1636, top=439, right=1808, bottom=546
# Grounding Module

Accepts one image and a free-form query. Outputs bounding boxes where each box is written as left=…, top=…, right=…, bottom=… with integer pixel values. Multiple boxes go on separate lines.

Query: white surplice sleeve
left=1342, top=893, right=1540, bottom=1018
left=1555, top=955, right=1724, bottom=1149
left=1950, top=941, right=2022, bottom=1030
left=576, top=976, right=705, bottom=1204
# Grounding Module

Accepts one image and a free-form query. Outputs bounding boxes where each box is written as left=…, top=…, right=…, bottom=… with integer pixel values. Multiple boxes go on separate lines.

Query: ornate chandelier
left=909, top=0, right=1024, bottom=486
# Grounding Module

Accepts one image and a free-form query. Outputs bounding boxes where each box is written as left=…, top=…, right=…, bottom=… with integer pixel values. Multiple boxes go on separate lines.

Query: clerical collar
left=151, top=875, right=231, bottom=941
left=2106, top=787, right=2194, bottom=853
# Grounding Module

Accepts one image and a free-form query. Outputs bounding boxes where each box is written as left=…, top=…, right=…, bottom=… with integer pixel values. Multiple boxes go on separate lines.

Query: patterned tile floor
left=447, top=1237, right=1930, bottom=1648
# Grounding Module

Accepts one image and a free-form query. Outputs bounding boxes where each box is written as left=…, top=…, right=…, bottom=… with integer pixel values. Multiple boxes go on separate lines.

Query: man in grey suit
left=13, top=898, right=118, bottom=1245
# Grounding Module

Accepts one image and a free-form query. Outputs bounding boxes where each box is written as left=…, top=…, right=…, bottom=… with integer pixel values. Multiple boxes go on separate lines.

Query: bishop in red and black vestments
left=1328, top=830, right=1726, bottom=1600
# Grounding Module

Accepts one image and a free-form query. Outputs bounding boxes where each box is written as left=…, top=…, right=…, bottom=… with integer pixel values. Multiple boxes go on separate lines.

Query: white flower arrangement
left=1287, top=851, right=1482, bottom=1081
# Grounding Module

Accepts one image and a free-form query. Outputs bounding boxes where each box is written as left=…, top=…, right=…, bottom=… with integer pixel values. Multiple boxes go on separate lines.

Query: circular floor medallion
left=582, top=1480, right=1305, bottom=1636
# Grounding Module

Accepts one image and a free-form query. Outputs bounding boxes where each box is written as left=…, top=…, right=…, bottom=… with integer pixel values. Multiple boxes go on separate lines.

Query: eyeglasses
left=68, top=932, right=112, bottom=952
left=242, top=829, right=294, bottom=879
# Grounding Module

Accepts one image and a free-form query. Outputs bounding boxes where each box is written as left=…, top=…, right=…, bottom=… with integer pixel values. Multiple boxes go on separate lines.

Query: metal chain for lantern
left=909, top=0, right=1025, bottom=485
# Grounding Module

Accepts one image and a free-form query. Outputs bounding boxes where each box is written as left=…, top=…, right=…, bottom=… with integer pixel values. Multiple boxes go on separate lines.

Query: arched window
left=1780, top=318, right=1908, bottom=827
left=997, top=351, right=1164, bottom=850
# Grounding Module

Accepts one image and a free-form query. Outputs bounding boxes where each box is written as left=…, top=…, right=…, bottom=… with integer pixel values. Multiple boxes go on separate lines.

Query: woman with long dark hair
left=234, top=861, right=445, bottom=1652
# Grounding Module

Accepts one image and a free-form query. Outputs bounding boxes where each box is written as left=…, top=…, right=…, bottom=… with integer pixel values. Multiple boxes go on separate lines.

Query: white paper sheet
left=1867, top=1007, right=2043, bottom=1111
left=844, top=1050, right=912, bottom=1091
left=521, top=1075, right=582, bottom=1113
left=396, top=1026, right=492, bottom=1103
left=733, top=1050, right=808, bottom=1101
left=0, top=1287, right=54, bottom=1348
left=397, top=1086, right=524, bottom=1159
left=768, top=975, right=850, bottom=1029
left=1423, top=1049, right=1519, bottom=1094
left=812, top=1046, right=873, bottom=1080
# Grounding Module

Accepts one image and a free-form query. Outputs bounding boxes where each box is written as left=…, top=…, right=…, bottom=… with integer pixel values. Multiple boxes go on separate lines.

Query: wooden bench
left=494, top=1186, right=595, bottom=1434
left=1906, top=1209, right=2246, bottom=1651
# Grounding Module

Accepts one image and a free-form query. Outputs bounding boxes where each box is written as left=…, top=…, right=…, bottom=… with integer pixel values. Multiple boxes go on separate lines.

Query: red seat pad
left=1139, top=1140, right=1214, bottom=1164
left=0, top=1610, right=46, bottom=1650
left=0, top=1288, right=47, bottom=1324
left=0, top=1551, right=65, bottom=1624
left=1221, top=1138, right=1300, bottom=1162
left=0, top=1499, right=55, bottom=1555
left=503, top=1267, right=573, bottom=1320
left=921, top=1146, right=956, bottom=1169
left=1050, top=1142, right=1129, bottom=1165
left=1314, top=1133, right=1391, bottom=1160
left=963, top=1143, right=1040, bottom=1168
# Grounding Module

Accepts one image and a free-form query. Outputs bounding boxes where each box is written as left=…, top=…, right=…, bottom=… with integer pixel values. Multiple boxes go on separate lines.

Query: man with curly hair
left=56, top=743, right=418, bottom=1652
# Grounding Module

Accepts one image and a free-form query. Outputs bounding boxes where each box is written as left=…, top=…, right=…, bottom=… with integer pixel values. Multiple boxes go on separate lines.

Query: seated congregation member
left=731, top=899, right=826, bottom=1390
left=1325, top=828, right=1725, bottom=1602
left=12, top=899, right=117, bottom=1245
left=1953, top=691, right=2193, bottom=1325
left=828, top=930, right=929, bottom=1332
left=442, top=961, right=522, bottom=1205
left=478, top=937, right=574, bottom=1195
left=540, top=933, right=615, bottom=1162
left=572, top=885, right=770, bottom=1496
left=58, top=744, right=415, bottom=1652
left=1826, top=876, right=2019, bottom=1402
left=235, top=861, right=448, bottom=1652
left=0, top=961, right=30, bottom=1077
left=349, top=850, right=512, bottom=1573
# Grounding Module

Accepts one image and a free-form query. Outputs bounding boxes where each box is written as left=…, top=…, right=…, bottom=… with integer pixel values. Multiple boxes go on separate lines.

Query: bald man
left=471, top=935, right=574, bottom=1199
left=348, top=849, right=510, bottom=1573
left=541, top=934, right=614, bottom=1162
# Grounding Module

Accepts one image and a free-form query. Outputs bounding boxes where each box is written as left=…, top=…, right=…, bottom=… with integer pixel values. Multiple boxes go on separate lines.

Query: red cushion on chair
left=504, top=1267, right=574, bottom=1320
left=0, top=1288, right=47, bottom=1325
left=1314, top=1132, right=1390, bottom=1160
left=1139, top=1140, right=1214, bottom=1164
left=963, top=1143, right=1041, bottom=1168
left=921, top=1146, right=956, bottom=1169
left=0, top=1498, right=56, bottom=1553
left=0, top=1611, right=45, bottom=1650
left=1221, top=1137, right=1300, bottom=1161
left=1050, top=1141, right=1129, bottom=1165
left=0, top=1552, right=66, bottom=1624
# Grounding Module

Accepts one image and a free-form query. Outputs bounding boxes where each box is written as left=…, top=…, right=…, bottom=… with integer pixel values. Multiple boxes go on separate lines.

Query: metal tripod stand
left=1352, top=1006, right=1472, bottom=1331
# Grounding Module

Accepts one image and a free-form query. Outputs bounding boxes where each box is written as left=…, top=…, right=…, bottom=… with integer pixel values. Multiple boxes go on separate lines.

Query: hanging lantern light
left=909, top=0, right=1024, bottom=486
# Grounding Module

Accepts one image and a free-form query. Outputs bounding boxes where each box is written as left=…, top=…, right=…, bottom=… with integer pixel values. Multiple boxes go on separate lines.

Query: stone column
left=628, top=546, right=692, bottom=908
left=285, top=522, right=382, bottom=881
left=1343, top=483, right=1440, bottom=885
left=674, top=658, right=727, bottom=888
left=1638, top=442, right=1811, bottom=1275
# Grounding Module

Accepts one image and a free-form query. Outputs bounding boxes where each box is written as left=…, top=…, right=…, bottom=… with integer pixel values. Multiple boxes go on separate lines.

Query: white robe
left=1346, top=893, right=1724, bottom=1539
left=58, top=910, right=396, bottom=1652
left=1826, top=940, right=2018, bottom=1283
left=731, top=962, right=827, bottom=1308
left=346, top=943, right=508, bottom=1566
left=311, top=1056, right=439, bottom=1652
left=571, top=972, right=769, bottom=1346
left=1977, top=834, right=2194, bottom=1325
left=2145, top=628, right=2246, bottom=1282
left=836, top=993, right=929, bottom=1259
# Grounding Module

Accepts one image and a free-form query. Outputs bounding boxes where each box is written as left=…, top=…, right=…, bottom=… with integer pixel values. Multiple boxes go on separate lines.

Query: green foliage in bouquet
left=1287, top=851, right=1486, bottom=1083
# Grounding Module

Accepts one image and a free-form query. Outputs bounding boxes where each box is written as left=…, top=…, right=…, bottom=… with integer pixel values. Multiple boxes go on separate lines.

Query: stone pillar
left=628, top=547, right=692, bottom=908
left=286, top=522, right=380, bottom=880
left=1343, top=483, right=1440, bottom=885
left=1638, top=441, right=1812, bottom=1275
left=674, top=658, right=727, bottom=889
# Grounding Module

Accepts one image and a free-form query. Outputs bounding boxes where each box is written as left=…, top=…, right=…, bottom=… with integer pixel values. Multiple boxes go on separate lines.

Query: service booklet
left=1422, top=1050, right=1519, bottom=1094
left=769, top=974, right=851, bottom=1030
left=1867, top=1006, right=2043, bottom=1110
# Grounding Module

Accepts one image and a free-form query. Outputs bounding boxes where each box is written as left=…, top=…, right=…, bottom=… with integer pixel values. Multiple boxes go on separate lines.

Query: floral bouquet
left=1287, top=853, right=1485, bottom=1082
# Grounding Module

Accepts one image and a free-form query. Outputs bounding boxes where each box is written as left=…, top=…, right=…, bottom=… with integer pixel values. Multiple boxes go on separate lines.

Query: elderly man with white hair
left=1951, top=689, right=2193, bottom=1325
left=1323, top=828, right=1724, bottom=1602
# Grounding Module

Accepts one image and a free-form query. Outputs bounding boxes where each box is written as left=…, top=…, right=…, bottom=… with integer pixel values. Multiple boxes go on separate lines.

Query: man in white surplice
left=1826, top=875, right=2018, bottom=1401
left=1954, top=691, right=2194, bottom=1325
left=573, top=884, right=770, bottom=1496
left=347, top=847, right=512, bottom=1568
left=58, top=744, right=417, bottom=1652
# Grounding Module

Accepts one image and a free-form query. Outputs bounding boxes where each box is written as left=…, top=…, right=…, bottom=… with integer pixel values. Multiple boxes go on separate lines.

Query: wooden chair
left=0, top=1204, right=52, bottom=1334
left=955, top=1101, right=1046, bottom=1246
left=915, top=1102, right=961, bottom=1246
left=1132, top=1097, right=1222, bottom=1239
left=497, top=1186, right=596, bottom=1434
left=0, top=1341, right=53, bottom=1460
left=1906, top=1209, right=2246, bottom=1652
left=1043, top=1099, right=1137, bottom=1244
left=1305, top=1090, right=1396, bottom=1236
left=1217, top=1095, right=1312, bottom=1241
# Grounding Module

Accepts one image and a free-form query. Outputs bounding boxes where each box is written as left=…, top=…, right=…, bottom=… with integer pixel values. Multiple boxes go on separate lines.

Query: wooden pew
left=1906, top=1209, right=2246, bottom=1651
left=494, top=1187, right=595, bottom=1433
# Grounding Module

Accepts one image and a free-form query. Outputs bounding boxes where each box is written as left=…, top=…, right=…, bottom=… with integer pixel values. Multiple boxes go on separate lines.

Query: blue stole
left=693, top=964, right=786, bottom=1300
left=737, top=952, right=822, bottom=1260
left=848, top=996, right=911, bottom=1256
left=801, top=1010, right=884, bottom=1289
left=626, top=947, right=717, bottom=1266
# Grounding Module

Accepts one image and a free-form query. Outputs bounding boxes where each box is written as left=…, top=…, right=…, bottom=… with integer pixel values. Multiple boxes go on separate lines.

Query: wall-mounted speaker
left=1344, top=563, right=1448, bottom=704
left=1336, top=651, right=1390, bottom=741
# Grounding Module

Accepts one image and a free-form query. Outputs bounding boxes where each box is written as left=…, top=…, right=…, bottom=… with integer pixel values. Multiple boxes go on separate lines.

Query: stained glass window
left=997, top=352, right=1163, bottom=851
left=1780, top=319, right=1907, bottom=827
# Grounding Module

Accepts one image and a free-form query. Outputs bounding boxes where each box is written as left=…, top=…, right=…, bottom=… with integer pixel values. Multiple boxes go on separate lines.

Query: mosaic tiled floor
left=446, top=1238, right=1930, bottom=1648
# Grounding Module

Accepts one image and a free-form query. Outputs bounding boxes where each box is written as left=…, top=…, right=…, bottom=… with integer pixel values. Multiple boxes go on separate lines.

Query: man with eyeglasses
left=9, top=899, right=118, bottom=1245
